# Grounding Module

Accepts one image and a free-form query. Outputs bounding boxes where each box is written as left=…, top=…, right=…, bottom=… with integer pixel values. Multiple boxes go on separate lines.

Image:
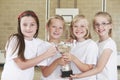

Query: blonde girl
left=40, top=15, right=69, bottom=80
left=63, top=15, right=98, bottom=80
left=71, top=12, right=118, bottom=80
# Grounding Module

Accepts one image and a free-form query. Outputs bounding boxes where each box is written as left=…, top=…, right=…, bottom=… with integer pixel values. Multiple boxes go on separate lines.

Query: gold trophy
left=57, top=42, right=73, bottom=78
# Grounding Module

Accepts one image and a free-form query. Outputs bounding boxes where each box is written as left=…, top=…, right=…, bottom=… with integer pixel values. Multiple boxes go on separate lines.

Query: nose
left=77, top=26, right=83, bottom=30
left=55, top=27, right=59, bottom=32
left=98, top=24, right=104, bottom=29
left=26, top=25, right=31, bottom=30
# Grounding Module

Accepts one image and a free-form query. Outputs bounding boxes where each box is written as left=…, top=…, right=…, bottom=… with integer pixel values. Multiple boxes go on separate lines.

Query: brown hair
left=7, top=10, right=39, bottom=61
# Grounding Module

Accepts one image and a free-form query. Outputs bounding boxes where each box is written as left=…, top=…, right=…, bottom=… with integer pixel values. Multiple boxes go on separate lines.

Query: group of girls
left=1, top=10, right=117, bottom=80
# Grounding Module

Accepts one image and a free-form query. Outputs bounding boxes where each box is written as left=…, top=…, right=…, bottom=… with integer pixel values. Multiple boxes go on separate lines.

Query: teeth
left=98, top=29, right=104, bottom=32
left=53, top=33, right=59, bottom=35
left=76, top=31, right=83, bottom=34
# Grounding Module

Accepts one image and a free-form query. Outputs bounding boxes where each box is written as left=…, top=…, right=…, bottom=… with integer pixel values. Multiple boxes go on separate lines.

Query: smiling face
left=70, top=15, right=91, bottom=41
left=94, top=16, right=112, bottom=38
left=20, top=16, right=37, bottom=40
left=72, top=18, right=89, bottom=41
left=47, top=18, right=64, bottom=41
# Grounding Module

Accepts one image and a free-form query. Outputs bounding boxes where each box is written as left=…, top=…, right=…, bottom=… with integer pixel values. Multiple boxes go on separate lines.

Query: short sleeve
left=85, top=41, right=98, bottom=65
left=103, top=40, right=116, bottom=52
left=37, top=41, right=51, bottom=66
left=5, top=36, right=19, bottom=60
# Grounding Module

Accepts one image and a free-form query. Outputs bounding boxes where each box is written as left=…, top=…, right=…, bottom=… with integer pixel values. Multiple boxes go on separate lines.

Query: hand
left=62, top=52, right=73, bottom=62
left=70, top=74, right=80, bottom=79
left=46, top=46, right=57, bottom=57
left=56, top=57, right=67, bottom=66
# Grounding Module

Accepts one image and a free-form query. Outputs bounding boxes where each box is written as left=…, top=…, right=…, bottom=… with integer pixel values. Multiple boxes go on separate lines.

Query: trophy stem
left=61, top=69, right=73, bottom=78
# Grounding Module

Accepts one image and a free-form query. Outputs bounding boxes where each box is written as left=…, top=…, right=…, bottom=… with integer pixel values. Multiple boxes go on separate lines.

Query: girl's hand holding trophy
left=57, top=42, right=73, bottom=78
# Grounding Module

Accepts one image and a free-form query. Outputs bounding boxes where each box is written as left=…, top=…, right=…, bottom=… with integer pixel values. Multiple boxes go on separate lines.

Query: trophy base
left=61, top=70, right=73, bottom=78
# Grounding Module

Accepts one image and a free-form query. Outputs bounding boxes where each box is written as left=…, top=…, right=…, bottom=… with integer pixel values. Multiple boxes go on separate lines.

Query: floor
left=0, top=66, right=120, bottom=80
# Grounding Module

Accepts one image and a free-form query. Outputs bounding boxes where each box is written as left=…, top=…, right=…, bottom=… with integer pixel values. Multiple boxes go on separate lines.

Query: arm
left=63, top=53, right=93, bottom=72
left=72, top=55, right=93, bottom=72
left=71, top=48, right=112, bottom=78
left=62, top=42, right=98, bottom=72
left=40, top=57, right=66, bottom=77
left=14, top=46, right=57, bottom=70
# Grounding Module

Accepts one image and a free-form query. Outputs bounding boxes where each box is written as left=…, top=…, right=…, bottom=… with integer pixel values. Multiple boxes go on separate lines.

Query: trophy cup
left=57, top=42, right=73, bottom=78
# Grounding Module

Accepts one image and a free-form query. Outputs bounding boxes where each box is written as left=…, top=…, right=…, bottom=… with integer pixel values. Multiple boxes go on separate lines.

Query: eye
left=81, top=25, right=85, bottom=27
left=73, top=25, right=78, bottom=28
left=95, top=23, right=99, bottom=27
left=59, top=26, right=63, bottom=29
left=102, top=23, right=106, bottom=25
left=52, top=26, right=56, bottom=28
left=31, top=23, right=35, bottom=26
left=102, top=22, right=110, bottom=26
left=95, top=22, right=110, bottom=27
left=23, top=23, right=27, bottom=26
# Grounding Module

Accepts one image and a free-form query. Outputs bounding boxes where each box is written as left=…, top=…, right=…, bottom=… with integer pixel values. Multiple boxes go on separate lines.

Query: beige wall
left=0, top=0, right=46, bottom=49
left=107, top=0, right=120, bottom=52
left=0, top=0, right=120, bottom=51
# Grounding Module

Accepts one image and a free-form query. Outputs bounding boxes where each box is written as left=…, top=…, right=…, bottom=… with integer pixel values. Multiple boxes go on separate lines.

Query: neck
left=77, top=38, right=85, bottom=42
left=99, top=35, right=109, bottom=42
left=24, top=37, right=33, bottom=41
left=49, top=38, right=60, bottom=44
